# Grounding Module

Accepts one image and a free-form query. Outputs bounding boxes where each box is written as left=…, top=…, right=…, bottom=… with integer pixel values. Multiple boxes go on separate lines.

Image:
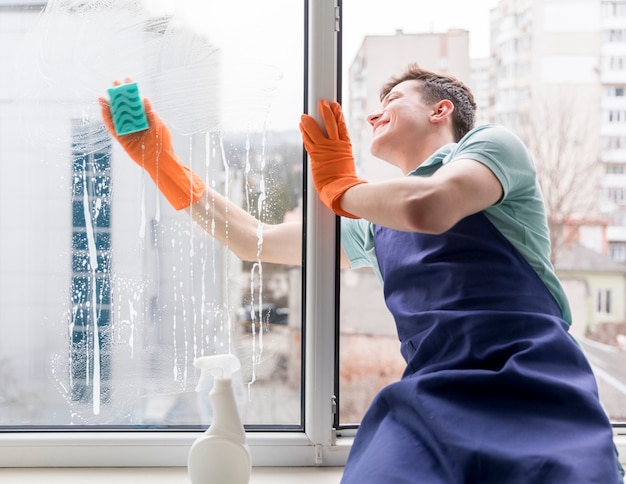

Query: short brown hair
left=380, top=63, right=476, bottom=141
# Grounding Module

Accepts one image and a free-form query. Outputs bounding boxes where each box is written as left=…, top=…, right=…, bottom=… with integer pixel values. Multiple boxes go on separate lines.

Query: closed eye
left=382, top=93, right=401, bottom=107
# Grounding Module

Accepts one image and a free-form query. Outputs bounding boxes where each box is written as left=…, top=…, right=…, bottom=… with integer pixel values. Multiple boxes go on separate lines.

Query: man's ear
left=431, top=99, right=454, bottom=122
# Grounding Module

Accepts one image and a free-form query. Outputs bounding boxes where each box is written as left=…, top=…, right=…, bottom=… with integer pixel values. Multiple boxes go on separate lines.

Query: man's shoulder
left=461, top=123, right=523, bottom=145
left=456, top=123, right=532, bottom=164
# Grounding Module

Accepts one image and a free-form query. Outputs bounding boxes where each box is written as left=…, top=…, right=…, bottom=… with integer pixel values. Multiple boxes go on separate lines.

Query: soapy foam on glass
left=14, top=0, right=284, bottom=424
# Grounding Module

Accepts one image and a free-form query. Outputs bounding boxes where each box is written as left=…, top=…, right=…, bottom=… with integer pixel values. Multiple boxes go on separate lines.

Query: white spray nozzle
left=194, top=354, right=241, bottom=392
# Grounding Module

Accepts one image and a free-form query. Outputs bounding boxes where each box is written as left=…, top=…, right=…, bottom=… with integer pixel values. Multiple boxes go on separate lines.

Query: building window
left=603, top=135, right=626, bottom=150
left=607, top=164, right=626, bottom=174
left=607, top=29, right=626, bottom=42
left=607, top=186, right=626, bottom=204
left=604, top=1, right=626, bottom=18
left=607, top=109, right=626, bottom=123
left=606, top=85, right=626, bottom=97
left=597, top=288, right=612, bottom=314
left=609, top=242, right=626, bottom=262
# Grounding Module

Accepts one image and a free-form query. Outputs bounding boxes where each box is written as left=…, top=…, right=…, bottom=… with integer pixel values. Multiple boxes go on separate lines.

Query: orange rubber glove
left=99, top=92, right=205, bottom=211
left=300, top=100, right=367, bottom=219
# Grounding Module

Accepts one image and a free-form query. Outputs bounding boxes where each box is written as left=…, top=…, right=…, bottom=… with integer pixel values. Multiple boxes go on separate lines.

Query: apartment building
left=490, top=0, right=626, bottom=264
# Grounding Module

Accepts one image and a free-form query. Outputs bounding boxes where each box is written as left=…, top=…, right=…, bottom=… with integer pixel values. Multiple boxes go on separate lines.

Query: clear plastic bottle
left=187, top=354, right=251, bottom=484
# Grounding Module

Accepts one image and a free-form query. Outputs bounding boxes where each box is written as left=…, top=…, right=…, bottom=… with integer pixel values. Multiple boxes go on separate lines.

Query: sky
left=145, top=0, right=500, bottom=130
left=341, top=0, right=499, bottom=59
left=149, top=0, right=498, bottom=58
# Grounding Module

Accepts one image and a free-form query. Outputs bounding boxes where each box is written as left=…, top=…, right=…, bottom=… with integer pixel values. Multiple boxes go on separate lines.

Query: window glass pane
left=0, top=0, right=303, bottom=428
left=340, top=0, right=626, bottom=427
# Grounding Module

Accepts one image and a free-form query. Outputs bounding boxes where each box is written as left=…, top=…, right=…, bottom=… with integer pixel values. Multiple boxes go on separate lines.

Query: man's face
left=367, top=80, right=434, bottom=163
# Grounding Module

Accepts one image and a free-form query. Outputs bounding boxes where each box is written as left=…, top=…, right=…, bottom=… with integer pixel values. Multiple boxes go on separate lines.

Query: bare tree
left=517, top=91, right=603, bottom=263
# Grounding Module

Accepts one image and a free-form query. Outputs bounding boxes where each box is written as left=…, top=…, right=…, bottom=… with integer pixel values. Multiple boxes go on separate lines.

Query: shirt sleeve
left=340, top=217, right=377, bottom=269
left=447, top=124, right=537, bottom=203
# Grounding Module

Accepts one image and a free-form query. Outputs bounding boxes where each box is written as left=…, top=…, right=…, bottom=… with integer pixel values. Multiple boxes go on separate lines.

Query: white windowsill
left=0, top=467, right=345, bottom=483
left=0, top=432, right=622, bottom=482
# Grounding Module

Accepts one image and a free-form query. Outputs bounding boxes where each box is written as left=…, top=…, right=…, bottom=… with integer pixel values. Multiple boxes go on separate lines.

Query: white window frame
left=0, top=0, right=352, bottom=468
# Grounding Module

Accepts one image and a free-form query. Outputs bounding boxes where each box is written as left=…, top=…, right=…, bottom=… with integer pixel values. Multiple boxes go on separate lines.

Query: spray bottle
left=187, top=354, right=251, bottom=484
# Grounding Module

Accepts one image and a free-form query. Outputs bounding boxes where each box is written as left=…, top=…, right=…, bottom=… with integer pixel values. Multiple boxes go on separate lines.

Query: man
left=303, top=64, right=626, bottom=483
left=101, top=64, right=623, bottom=482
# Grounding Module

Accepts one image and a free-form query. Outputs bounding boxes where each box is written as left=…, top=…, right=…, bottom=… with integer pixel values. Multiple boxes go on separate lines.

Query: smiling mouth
left=373, top=121, right=389, bottom=135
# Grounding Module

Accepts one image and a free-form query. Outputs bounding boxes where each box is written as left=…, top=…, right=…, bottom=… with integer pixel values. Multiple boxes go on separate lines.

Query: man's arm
left=101, top=89, right=303, bottom=267
left=339, top=158, right=503, bottom=234
left=300, top=100, right=503, bottom=231
left=186, top=189, right=303, bottom=266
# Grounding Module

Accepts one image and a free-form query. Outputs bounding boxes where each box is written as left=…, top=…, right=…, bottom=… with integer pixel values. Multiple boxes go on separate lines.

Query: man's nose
left=367, top=111, right=381, bottom=127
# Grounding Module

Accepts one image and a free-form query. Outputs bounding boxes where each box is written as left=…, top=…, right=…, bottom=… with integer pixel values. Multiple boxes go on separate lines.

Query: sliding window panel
left=0, top=0, right=305, bottom=432
left=338, top=0, right=626, bottom=434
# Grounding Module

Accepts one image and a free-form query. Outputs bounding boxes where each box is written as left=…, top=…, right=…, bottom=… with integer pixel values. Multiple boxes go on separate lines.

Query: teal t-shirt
left=341, top=124, right=572, bottom=324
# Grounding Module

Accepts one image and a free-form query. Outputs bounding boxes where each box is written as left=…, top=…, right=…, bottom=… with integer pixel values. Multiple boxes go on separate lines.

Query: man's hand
left=300, top=100, right=366, bottom=218
left=99, top=83, right=205, bottom=210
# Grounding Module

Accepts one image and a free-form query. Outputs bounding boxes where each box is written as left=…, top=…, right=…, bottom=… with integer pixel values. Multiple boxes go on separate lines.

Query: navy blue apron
left=341, top=212, right=621, bottom=483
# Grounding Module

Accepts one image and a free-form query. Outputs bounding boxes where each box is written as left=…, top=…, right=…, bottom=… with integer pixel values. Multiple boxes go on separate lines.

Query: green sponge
left=107, top=82, right=149, bottom=136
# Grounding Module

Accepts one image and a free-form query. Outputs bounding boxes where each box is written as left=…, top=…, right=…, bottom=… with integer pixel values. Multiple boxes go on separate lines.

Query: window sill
left=0, top=432, right=352, bottom=467
left=0, top=467, right=344, bottom=483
